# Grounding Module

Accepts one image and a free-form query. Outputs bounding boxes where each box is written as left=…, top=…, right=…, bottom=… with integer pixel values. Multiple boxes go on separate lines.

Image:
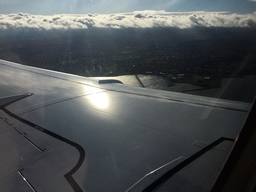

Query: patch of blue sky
left=0, top=0, right=256, bottom=15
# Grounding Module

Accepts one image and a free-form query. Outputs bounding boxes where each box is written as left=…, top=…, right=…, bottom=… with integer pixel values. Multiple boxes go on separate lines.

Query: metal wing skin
left=0, top=59, right=251, bottom=192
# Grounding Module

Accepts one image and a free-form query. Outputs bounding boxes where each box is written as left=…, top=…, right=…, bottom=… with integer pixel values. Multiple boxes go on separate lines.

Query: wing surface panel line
left=142, top=137, right=235, bottom=192
left=16, top=90, right=109, bottom=116
left=1, top=107, right=85, bottom=192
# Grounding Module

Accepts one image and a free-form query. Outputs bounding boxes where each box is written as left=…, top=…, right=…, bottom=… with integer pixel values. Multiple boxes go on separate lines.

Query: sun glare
left=86, top=84, right=109, bottom=109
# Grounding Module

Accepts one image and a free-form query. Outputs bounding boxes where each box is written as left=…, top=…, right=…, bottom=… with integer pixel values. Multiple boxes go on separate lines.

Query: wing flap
left=0, top=109, right=83, bottom=191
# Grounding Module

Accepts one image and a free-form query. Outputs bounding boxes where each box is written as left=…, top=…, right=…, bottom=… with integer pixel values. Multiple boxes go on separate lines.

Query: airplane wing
left=0, top=59, right=252, bottom=192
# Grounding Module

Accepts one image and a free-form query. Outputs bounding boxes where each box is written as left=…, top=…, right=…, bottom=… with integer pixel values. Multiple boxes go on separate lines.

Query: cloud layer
left=0, top=11, right=256, bottom=30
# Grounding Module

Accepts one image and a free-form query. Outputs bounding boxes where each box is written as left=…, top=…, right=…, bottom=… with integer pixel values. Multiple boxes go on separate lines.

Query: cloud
left=0, top=11, right=256, bottom=30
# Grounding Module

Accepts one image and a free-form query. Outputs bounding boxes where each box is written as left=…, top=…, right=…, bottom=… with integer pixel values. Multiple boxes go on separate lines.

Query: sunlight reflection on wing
left=87, top=92, right=108, bottom=109
left=86, top=84, right=108, bottom=109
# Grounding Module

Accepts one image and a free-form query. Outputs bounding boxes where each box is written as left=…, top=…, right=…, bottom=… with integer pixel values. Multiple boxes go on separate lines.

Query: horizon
left=0, top=1, right=255, bottom=94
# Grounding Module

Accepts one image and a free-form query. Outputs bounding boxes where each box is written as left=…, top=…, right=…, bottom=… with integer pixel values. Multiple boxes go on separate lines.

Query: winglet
left=0, top=93, right=33, bottom=107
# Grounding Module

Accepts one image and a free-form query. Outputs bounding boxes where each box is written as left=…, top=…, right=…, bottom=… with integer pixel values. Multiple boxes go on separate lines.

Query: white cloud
left=0, top=11, right=256, bottom=30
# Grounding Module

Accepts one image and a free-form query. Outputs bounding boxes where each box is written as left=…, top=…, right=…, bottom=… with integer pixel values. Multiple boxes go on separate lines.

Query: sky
left=1, top=0, right=256, bottom=15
